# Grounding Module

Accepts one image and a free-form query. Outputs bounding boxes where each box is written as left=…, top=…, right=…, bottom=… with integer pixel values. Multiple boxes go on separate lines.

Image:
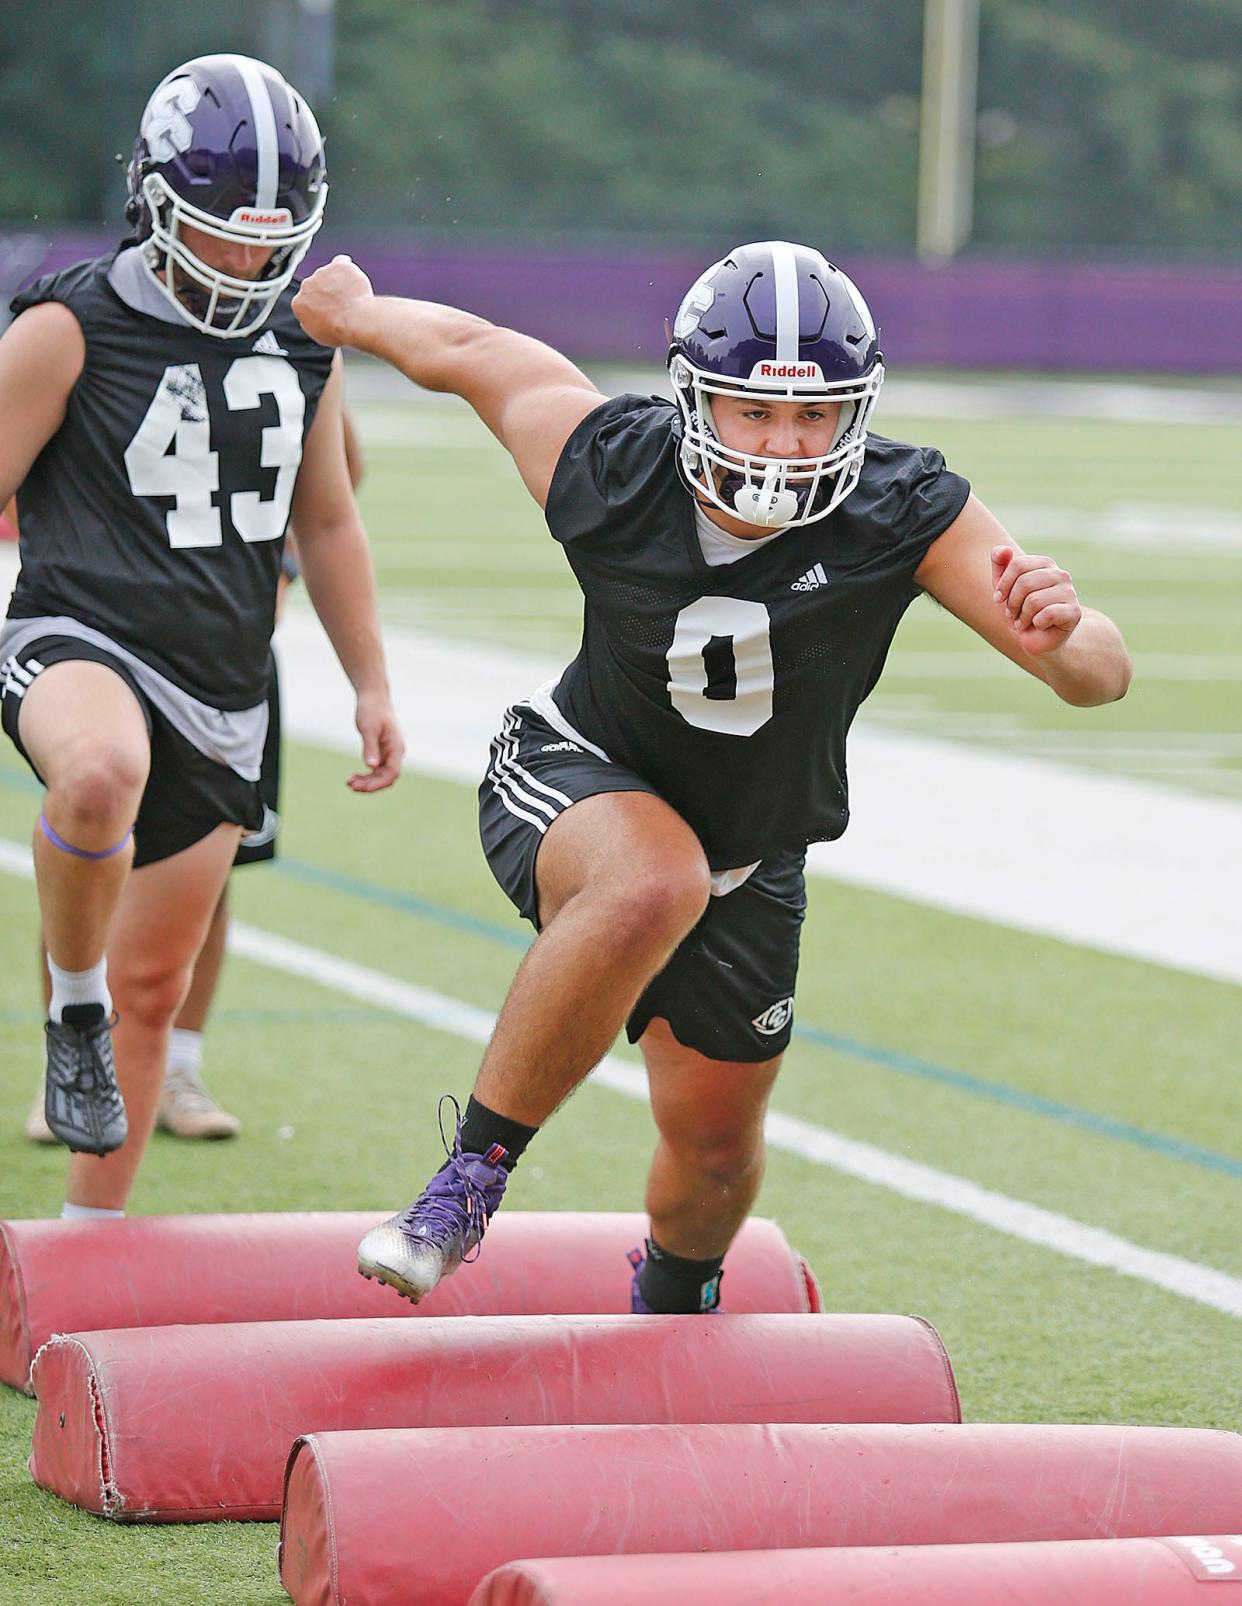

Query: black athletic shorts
left=478, top=702, right=807, bottom=1064
left=233, top=654, right=282, bottom=868
left=1, top=635, right=264, bottom=869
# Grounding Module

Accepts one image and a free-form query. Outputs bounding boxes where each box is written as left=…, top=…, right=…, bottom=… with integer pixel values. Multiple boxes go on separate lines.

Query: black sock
left=638, top=1236, right=725, bottom=1313
left=456, top=1095, right=538, bottom=1171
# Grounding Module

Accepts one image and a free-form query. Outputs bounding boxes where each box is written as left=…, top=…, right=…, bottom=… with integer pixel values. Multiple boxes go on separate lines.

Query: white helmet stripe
left=771, top=240, right=800, bottom=361
left=231, top=55, right=280, bottom=210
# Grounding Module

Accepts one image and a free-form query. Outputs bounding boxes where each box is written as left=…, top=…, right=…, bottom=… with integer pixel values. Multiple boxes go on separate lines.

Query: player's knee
left=666, top=1126, right=765, bottom=1187
left=114, top=962, right=190, bottom=1030
left=49, top=747, right=147, bottom=831
left=615, top=859, right=711, bottom=946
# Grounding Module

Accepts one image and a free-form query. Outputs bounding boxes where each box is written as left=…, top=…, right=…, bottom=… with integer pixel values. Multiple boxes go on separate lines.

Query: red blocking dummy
left=279, top=1422, right=1242, bottom=1606
left=0, top=1211, right=818, bottom=1390
left=29, top=1313, right=957, bottom=1521
left=468, top=1536, right=1242, bottom=1606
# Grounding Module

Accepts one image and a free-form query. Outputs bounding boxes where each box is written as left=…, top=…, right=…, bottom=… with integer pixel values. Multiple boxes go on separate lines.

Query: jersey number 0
left=667, top=596, right=774, bottom=737
left=123, top=357, right=305, bottom=548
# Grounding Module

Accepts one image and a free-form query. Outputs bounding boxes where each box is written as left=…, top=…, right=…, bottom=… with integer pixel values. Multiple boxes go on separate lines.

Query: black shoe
left=44, top=1004, right=128, bottom=1156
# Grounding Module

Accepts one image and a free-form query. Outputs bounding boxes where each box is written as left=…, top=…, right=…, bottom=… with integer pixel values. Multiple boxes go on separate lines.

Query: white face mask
left=671, top=356, right=886, bottom=529
left=138, top=172, right=326, bottom=339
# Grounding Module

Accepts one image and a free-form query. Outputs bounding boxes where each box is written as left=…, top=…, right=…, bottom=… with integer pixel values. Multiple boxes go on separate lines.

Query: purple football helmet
left=668, top=241, right=885, bottom=527
left=125, top=54, right=327, bottom=338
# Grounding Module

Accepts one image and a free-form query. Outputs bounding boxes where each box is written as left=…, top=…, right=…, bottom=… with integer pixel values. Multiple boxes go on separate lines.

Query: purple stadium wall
left=7, top=231, right=1242, bottom=373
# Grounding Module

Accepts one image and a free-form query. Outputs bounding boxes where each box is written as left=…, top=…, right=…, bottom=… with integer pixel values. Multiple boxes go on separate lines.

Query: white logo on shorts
left=752, top=997, right=793, bottom=1036
left=240, top=805, right=280, bottom=850
left=540, top=741, right=583, bottom=753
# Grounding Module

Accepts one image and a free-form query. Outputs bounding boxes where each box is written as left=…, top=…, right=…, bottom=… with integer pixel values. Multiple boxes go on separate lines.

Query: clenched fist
left=991, top=545, right=1083, bottom=658
left=292, top=254, right=375, bottom=349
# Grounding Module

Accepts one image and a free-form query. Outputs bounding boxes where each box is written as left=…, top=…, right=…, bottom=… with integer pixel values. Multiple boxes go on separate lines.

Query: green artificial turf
left=1, top=377, right=1238, bottom=1601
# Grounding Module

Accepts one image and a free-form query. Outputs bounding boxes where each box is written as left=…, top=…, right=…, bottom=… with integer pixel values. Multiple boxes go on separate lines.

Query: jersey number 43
left=123, top=357, right=305, bottom=548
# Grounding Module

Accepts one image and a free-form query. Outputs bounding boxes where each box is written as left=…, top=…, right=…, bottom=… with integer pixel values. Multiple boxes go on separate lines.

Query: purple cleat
left=627, top=1245, right=656, bottom=1314
left=626, top=1244, right=723, bottom=1314
left=357, top=1097, right=508, bottom=1304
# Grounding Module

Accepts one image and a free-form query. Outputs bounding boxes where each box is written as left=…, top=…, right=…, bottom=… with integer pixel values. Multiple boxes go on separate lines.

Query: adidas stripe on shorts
left=478, top=702, right=807, bottom=1063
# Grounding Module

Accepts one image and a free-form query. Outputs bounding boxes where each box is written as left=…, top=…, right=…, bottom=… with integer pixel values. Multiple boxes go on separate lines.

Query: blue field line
left=273, top=855, right=1242, bottom=1182
left=791, top=1021, right=1242, bottom=1180
left=277, top=857, right=531, bottom=948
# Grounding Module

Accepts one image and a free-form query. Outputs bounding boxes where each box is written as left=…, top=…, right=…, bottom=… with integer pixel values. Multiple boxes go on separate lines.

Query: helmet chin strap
left=729, top=464, right=800, bottom=527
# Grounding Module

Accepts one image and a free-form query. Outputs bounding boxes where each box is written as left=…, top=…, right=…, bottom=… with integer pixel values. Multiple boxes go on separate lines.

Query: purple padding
left=13, top=231, right=1242, bottom=371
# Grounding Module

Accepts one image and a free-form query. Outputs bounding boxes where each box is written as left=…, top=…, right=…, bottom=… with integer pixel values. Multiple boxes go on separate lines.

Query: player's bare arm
left=292, top=255, right=604, bottom=507
left=289, top=354, right=404, bottom=792
left=915, top=492, right=1132, bottom=707
left=0, top=303, right=86, bottom=506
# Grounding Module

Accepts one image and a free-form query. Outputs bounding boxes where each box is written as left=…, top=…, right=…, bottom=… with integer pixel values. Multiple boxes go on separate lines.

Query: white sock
left=47, top=957, right=111, bottom=1023
left=166, top=1028, right=205, bottom=1078
left=61, top=1202, right=125, bottom=1220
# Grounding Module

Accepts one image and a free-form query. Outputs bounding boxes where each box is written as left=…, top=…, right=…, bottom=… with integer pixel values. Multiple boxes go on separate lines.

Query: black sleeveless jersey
left=545, top=394, right=971, bottom=869
left=8, top=247, right=335, bottom=709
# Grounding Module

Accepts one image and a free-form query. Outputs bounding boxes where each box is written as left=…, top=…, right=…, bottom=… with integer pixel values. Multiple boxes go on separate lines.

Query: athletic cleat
left=627, top=1246, right=656, bottom=1314
left=157, top=1062, right=241, bottom=1140
left=43, top=1004, right=128, bottom=1156
left=357, top=1097, right=509, bottom=1304
left=627, top=1244, right=723, bottom=1315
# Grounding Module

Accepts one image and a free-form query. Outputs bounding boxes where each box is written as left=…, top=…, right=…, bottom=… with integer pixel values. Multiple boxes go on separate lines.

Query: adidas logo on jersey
left=791, top=563, right=828, bottom=592
left=252, top=330, right=289, bottom=356
left=752, top=997, right=794, bottom=1036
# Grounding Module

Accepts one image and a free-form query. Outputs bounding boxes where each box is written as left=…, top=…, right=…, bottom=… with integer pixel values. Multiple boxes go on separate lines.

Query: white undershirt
left=694, top=502, right=786, bottom=566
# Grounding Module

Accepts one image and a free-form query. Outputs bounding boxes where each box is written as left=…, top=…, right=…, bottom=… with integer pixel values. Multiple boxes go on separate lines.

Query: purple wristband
left=39, top=813, right=134, bottom=861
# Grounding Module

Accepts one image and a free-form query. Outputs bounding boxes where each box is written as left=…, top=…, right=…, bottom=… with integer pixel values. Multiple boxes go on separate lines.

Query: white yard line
left=273, top=605, right=1242, bottom=989
left=991, top=504, right=1242, bottom=551
left=6, top=830, right=1234, bottom=1321
left=875, top=380, right=1242, bottom=427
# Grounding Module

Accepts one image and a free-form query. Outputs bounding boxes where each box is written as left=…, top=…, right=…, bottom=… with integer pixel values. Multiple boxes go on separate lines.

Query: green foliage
left=324, top=0, right=919, bottom=244
left=1, top=1, right=1241, bottom=251
left=976, top=0, right=1242, bottom=254
left=0, top=0, right=257, bottom=224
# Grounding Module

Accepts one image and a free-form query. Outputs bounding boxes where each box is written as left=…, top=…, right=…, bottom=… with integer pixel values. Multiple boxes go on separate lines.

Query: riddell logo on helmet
left=750, top=361, right=825, bottom=381
left=231, top=208, right=293, bottom=227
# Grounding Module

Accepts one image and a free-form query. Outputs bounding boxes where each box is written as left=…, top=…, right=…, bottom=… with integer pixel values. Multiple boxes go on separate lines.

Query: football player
left=293, top=242, right=1130, bottom=1313
left=0, top=56, right=402, bottom=1216
left=22, top=411, right=363, bottom=1145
